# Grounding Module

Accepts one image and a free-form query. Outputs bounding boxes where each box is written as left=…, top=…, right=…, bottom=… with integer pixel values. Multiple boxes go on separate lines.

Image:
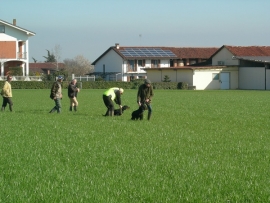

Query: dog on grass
left=103, top=105, right=130, bottom=116
left=131, top=104, right=148, bottom=120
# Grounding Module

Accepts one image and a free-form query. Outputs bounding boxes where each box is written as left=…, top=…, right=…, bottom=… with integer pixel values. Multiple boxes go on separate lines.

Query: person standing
left=103, top=87, right=124, bottom=116
left=1, top=75, right=13, bottom=112
left=68, top=79, right=80, bottom=112
left=137, top=79, right=154, bottom=120
left=49, top=76, right=63, bottom=113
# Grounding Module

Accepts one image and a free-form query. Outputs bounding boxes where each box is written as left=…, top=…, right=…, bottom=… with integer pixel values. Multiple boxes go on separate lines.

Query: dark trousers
left=103, top=95, right=114, bottom=113
left=1, top=97, right=13, bottom=111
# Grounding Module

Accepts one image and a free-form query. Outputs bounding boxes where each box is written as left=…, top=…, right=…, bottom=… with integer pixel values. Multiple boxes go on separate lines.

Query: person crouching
left=103, top=87, right=124, bottom=116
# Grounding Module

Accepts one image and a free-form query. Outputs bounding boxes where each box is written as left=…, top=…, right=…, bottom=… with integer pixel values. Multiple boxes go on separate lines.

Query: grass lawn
left=0, top=89, right=270, bottom=202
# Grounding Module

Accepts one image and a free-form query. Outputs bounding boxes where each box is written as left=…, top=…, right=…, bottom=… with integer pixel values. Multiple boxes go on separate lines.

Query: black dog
left=103, top=105, right=130, bottom=116
left=131, top=104, right=148, bottom=120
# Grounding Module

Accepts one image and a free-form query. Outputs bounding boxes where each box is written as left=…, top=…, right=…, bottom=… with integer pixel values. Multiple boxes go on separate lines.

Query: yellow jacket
left=1, top=81, right=12, bottom=97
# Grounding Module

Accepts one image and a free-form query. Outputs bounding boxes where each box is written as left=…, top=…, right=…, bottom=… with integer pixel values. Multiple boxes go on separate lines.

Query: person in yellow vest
left=1, top=75, right=13, bottom=112
left=103, top=87, right=124, bottom=116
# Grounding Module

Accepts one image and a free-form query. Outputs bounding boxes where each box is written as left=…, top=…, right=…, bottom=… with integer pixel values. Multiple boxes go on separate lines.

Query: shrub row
left=0, top=81, right=189, bottom=90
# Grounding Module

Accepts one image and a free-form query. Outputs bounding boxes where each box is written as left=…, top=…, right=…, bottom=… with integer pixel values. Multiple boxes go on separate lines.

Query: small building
left=0, top=19, right=35, bottom=77
left=212, top=45, right=270, bottom=90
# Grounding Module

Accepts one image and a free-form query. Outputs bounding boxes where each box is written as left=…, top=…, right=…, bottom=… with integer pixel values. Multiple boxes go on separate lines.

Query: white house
left=0, top=19, right=35, bottom=78
left=91, top=43, right=218, bottom=82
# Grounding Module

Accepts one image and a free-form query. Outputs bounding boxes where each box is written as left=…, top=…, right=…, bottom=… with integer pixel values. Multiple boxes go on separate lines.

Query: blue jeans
left=50, top=98, right=62, bottom=113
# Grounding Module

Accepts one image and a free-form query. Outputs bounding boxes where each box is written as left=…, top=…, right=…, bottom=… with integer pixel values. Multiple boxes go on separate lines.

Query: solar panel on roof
left=120, top=48, right=177, bottom=58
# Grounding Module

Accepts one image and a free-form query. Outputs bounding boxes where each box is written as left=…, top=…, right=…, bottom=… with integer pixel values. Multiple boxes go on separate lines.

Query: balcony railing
left=17, top=52, right=27, bottom=59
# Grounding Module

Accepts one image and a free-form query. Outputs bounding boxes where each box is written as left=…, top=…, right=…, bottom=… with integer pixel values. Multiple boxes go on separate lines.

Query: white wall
left=146, top=69, right=193, bottom=84
left=4, top=25, right=29, bottom=41
left=239, top=67, right=265, bottom=90
left=266, top=69, right=270, bottom=90
left=212, top=47, right=239, bottom=66
left=193, top=67, right=238, bottom=90
left=193, top=70, right=220, bottom=90
left=95, top=49, right=123, bottom=74
left=160, top=59, right=170, bottom=68
left=0, top=33, right=16, bottom=41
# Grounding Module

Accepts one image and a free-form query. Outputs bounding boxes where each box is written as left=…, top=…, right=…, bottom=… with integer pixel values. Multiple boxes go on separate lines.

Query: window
left=212, top=73, right=219, bottom=80
left=0, top=25, right=5, bottom=33
left=137, top=60, right=145, bottom=67
left=151, top=60, right=159, bottom=68
left=218, top=61, right=224, bottom=65
left=128, top=60, right=135, bottom=71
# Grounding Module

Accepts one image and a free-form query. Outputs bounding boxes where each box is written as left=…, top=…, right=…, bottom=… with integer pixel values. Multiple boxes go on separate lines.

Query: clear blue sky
left=1, top=0, right=270, bottom=63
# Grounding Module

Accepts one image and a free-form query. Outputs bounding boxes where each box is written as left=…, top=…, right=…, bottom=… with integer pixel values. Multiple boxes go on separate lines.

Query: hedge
left=0, top=81, right=189, bottom=90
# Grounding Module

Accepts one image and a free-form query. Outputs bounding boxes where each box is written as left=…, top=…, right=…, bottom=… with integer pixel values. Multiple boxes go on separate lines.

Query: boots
left=69, top=106, right=72, bottom=111
left=9, top=105, right=13, bottom=112
left=147, top=112, right=152, bottom=120
left=109, top=110, right=114, bottom=116
left=74, top=106, right=77, bottom=112
left=49, top=107, right=56, bottom=113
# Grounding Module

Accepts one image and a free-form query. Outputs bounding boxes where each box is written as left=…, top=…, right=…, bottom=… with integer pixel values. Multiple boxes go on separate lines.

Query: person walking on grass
left=137, top=79, right=154, bottom=120
left=1, top=75, right=13, bottom=112
left=68, top=79, right=80, bottom=112
left=49, top=76, right=64, bottom=113
left=103, top=87, right=124, bottom=116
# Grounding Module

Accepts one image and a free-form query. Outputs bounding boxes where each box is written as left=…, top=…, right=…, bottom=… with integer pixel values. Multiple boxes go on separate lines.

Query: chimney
left=13, top=19, right=16, bottom=26
left=115, top=43, right=120, bottom=49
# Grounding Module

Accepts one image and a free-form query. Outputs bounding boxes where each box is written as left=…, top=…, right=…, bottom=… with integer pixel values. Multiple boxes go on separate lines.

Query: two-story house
left=0, top=19, right=35, bottom=79
left=91, top=43, right=218, bottom=82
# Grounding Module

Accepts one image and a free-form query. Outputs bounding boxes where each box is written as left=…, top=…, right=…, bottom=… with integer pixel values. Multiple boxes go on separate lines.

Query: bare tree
left=64, top=55, right=94, bottom=76
left=53, top=44, right=61, bottom=70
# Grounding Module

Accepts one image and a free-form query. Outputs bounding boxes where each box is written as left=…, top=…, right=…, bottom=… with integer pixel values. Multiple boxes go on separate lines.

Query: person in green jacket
left=137, top=79, right=154, bottom=120
left=1, top=75, right=13, bottom=112
left=49, top=76, right=63, bottom=113
left=103, top=87, right=124, bottom=116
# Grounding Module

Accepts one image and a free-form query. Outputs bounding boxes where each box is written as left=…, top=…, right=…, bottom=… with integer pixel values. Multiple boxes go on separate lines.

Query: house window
left=0, top=25, right=5, bottom=33
left=128, top=60, right=135, bottom=71
left=137, top=60, right=145, bottom=67
left=151, top=60, right=159, bottom=68
left=212, top=73, right=219, bottom=80
left=218, top=61, right=224, bottom=65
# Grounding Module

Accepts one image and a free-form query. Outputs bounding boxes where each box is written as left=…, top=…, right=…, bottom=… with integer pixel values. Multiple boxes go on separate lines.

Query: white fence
left=0, top=76, right=42, bottom=81
left=71, top=74, right=95, bottom=81
left=0, top=75, right=95, bottom=82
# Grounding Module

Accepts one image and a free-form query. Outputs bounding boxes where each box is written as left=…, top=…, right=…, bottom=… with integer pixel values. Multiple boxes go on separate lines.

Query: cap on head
left=58, top=76, right=64, bottom=80
left=119, top=88, right=124, bottom=94
left=144, top=79, right=151, bottom=84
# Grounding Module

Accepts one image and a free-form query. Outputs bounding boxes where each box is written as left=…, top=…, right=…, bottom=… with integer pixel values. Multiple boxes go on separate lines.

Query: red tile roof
left=162, top=47, right=219, bottom=59
left=224, top=45, right=270, bottom=56
left=29, top=63, right=65, bottom=72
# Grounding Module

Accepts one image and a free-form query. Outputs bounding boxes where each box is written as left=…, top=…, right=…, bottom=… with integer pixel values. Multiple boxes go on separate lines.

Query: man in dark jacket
left=68, top=79, right=80, bottom=111
left=137, top=79, right=154, bottom=120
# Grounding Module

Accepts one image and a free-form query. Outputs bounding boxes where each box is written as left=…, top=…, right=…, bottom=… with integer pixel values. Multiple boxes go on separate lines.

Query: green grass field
left=1, top=89, right=270, bottom=202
